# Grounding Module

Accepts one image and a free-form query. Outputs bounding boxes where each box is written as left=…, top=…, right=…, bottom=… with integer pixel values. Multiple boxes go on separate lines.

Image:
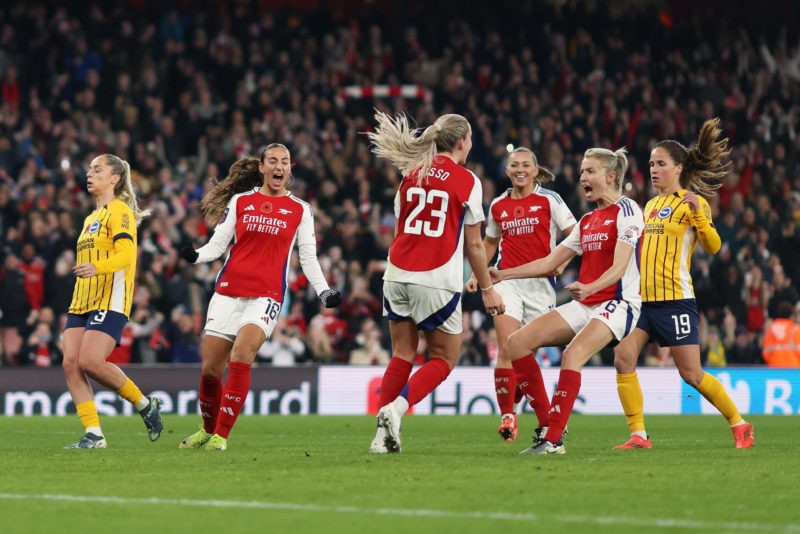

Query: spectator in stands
left=762, top=301, right=800, bottom=367
left=0, top=252, right=29, bottom=364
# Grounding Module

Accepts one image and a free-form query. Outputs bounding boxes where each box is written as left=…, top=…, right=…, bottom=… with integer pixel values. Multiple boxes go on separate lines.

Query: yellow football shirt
left=640, top=190, right=720, bottom=302
left=69, top=199, right=137, bottom=317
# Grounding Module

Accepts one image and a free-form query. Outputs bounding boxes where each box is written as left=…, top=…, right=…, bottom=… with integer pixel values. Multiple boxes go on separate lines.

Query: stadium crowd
left=1, top=0, right=799, bottom=368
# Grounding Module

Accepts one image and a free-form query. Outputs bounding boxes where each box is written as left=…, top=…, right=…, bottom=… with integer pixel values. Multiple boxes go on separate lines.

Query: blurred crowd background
left=1, top=0, right=799, bottom=368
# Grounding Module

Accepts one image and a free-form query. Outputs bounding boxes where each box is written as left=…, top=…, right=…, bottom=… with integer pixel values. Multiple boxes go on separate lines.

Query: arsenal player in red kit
left=366, top=111, right=504, bottom=454
left=490, top=147, right=644, bottom=455
left=178, top=145, right=340, bottom=451
left=465, top=147, right=576, bottom=443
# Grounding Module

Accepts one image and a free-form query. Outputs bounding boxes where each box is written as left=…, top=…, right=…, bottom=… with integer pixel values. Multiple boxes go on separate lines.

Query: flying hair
left=367, top=111, right=470, bottom=186
left=654, top=118, right=730, bottom=197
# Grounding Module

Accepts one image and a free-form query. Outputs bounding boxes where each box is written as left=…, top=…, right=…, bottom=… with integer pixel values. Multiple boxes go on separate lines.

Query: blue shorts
left=635, top=299, right=699, bottom=347
left=66, top=310, right=128, bottom=344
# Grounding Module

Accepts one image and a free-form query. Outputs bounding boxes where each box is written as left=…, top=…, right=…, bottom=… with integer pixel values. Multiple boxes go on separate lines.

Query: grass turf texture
left=1, top=414, right=797, bottom=533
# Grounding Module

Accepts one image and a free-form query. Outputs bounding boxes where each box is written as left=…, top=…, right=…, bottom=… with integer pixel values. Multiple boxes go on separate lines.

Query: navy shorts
left=635, top=299, right=699, bottom=347
left=66, top=310, right=128, bottom=344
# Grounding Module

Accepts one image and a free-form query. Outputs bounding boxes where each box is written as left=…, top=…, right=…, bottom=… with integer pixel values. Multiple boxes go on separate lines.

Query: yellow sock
left=616, top=372, right=646, bottom=433
left=116, top=378, right=146, bottom=410
left=696, top=372, right=743, bottom=426
left=76, top=400, right=100, bottom=432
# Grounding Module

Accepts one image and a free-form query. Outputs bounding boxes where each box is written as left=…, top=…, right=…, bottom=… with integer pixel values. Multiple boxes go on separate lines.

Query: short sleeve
left=616, top=199, right=644, bottom=247
left=560, top=219, right=583, bottom=255
left=463, top=172, right=485, bottom=226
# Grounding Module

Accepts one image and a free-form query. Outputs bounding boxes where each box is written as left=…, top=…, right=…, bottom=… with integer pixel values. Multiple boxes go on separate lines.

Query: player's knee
left=679, top=368, right=703, bottom=387
left=613, top=346, right=637, bottom=374
left=201, top=362, right=225, bottom=378
left=77, top=357, right=101, bottom=376
left=505, top=333, right=523, bottom=360
left=61, top=356, right=79, bottom=375
left=506, top=332, right=534, bottom=361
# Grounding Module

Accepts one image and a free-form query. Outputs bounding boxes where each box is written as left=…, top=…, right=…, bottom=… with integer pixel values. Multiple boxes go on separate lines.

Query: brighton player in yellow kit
left=62, top=154, right=162, bottom=448
left=613, top=119, right=754, bottom=449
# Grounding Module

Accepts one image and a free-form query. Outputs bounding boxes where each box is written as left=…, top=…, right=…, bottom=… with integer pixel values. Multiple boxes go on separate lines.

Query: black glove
left=180, top=246, right=199, bottom=264
left=320, top=288, right=341, bottom=308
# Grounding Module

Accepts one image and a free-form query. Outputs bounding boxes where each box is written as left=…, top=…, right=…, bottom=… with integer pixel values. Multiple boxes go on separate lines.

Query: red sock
left=511, top=354, right=551, bottom=427
left=378, top=357, right=413, bottom=408
left=514, top=385, right=524, bottom=405
left=214, top=362, right=251, bottom=439
left=404, top=358, right=451, bottom=407
left=494, top=368, right=516, bottom=415
left=199, top=375, right=222, bottom=434
left=544, top=369, right=581, bottom=444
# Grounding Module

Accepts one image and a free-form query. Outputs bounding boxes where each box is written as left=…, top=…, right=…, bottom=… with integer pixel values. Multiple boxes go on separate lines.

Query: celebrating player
left=63, top=154, right=162, bottom=448
left=178, top=145, right=340, bottom=451
left=613, top=118, right=754, bottom=449
left=490, top=147, right=643, bottom=455
left=465, top=147, right=575, bottom=442
left=367, top=111, right=504, bottom=453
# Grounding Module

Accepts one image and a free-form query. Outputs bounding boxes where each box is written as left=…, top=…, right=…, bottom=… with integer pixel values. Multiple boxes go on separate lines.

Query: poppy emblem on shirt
left=261, top=202, right=273, bottom=214
left=649, top=209, right=658, bottom=219
left=87, top=221, right=101, bottom=234
left=658, top=206, right=673, bottom=219
left=514, top=206, right=525, bottom=218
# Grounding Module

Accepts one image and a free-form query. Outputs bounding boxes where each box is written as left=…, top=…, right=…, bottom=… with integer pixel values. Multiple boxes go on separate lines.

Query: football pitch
left=1, top=414, right=798, bottom=533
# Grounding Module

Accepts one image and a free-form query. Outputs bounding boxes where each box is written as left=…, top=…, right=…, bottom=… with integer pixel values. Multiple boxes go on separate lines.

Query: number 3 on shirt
left=404, top=187, right=449, bottom=237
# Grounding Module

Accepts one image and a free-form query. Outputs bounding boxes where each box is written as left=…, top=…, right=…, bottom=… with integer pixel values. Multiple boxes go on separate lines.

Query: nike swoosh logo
left=676, top=334, right=689, bottom=340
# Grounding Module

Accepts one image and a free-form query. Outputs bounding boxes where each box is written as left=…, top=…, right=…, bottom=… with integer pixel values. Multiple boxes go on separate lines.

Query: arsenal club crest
left=261, top=202, right=273, bottom=214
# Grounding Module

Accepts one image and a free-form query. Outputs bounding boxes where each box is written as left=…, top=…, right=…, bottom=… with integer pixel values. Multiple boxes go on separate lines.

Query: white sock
left=632, top=430, right=648, bottom=439
left=134, top=397, right=150, bottom=411
left=86, top=426, right=103, bottom=437
left=393, top=396, right=410, bottom=417
left=731, top=420, right=746, bottom=428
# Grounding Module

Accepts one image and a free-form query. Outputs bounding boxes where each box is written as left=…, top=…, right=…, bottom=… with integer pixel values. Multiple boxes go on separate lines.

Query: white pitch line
left=0, top=493, right=796, bottom=532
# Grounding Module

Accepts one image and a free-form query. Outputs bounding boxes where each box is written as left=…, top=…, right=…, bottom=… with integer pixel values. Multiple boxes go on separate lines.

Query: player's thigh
left=388, top=318, right=419, bottom=362
left=563, top=319, right=615, bottom=370
left=424, top=327, right=461, bottom=368
left=507, top=308, right=575, bottom=359
left=230, top=323, right=267, bottom=364
left=614, top=328, right=650, bottom=372
left=201, top=333, right=233, bottom=376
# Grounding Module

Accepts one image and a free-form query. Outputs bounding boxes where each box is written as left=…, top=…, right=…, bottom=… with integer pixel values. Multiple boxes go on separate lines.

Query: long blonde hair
left=654, top=118, right=730, bottom=197
left=102, top=154, right=151, bottom=226
left=367, top=111, right=471, bottom=185
left=583, top=147, right=629, bottom=190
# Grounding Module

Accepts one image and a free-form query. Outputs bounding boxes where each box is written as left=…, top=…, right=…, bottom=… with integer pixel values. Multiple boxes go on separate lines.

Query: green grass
left=0, top=414, right=797, bottom=533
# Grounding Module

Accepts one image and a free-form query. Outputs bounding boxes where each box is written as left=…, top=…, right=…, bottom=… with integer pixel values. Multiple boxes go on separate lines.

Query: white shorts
left=493, top=277, right=556, bottom=324
left=554, top=298, right=641, bottom=342
left=204, top=293, right=283, bottom=342
left=383, top=281, right=462, bottom=334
